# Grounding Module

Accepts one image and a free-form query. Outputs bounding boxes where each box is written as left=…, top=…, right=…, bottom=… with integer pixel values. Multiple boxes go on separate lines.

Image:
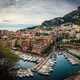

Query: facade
left=21, top=39, right=31, bottom=53
left=31, top=35, right=54, bottom=55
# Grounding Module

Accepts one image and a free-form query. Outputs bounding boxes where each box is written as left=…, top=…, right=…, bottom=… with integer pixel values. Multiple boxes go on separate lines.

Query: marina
left=15, top=51, right=80, bottom=80
left=12, top=50, right=44, bottom=63
left=63, top=51, right=80, bottom=64
left=12, top=48, right=79, bottom=78
left=12, top=49, right=80, bottom=79
left=15, top=55, right=55, bottom=77
left=17, top=69, right=33, bottom=77
left=14, top=49, right=56, bottom=77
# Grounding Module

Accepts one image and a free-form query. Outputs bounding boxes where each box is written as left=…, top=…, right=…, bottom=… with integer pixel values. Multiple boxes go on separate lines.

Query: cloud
left=66, top=0, right=80, bottom=6
left=0, top=0, right=15, bottom=8
left=0, top=0, right=80, bottom=24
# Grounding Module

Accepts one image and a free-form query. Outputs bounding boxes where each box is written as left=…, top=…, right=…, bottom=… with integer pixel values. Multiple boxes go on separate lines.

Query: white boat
left=17, top=69, right=33, bottom=77
left=27, top=69, right=34, bottom=76
left=30, top=57, right=33, bottom=61
left=27, top=56, right=31, bottom=61
left=38, top=70, right=49, bottom=75
left=48, top=67, right=53, bottom=71
left=32, top=57, right=37, bottom=62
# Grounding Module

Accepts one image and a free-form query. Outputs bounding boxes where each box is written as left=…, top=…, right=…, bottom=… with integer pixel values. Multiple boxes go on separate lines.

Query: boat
left=16, top=68, right=34, bottom=77
left=27, top=69, right=34, bottom=76
left=49, top=67, right=53, bottom=71
left=38, top=70, right=49, bottom=76
left=39, top=72, right=49, bottom=75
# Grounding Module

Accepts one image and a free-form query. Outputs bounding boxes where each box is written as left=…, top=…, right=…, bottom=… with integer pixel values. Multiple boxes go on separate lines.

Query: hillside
left=19, top=6, right=80, bottom=31
left=40, top=6, right=80, bottom=28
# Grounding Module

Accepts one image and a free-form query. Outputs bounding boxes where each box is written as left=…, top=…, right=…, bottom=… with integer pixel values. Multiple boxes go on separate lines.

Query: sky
left=0, top=0, right=80, bottom=25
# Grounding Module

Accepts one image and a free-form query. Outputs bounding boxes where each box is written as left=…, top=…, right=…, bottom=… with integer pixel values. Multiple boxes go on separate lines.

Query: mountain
left=63, top=7, right=80, bottom=25
left=41, top=17, right=64, bottom=27
left=19, top=6, right=80, bottom=31
left=41, top=6, right=80, bottom=28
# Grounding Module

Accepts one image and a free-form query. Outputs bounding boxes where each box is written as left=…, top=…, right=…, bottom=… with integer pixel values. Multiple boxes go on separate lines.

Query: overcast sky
left=0, top=0, right=80, bottom=24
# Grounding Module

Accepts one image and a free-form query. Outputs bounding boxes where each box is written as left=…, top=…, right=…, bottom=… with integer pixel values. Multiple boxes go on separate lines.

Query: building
left=21, top=39, right=32, bottom=53
left=76, top=33, right=80, bottom=39
left=31, top=35, right=54, bottom=55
